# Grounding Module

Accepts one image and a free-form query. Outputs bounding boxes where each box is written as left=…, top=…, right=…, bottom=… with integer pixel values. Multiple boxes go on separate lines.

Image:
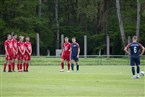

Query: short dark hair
left=133, top=36, right=137, bottom=40
left=13, top=33, right=17, bottom=36
left=7, top=34, right=11, bottom=37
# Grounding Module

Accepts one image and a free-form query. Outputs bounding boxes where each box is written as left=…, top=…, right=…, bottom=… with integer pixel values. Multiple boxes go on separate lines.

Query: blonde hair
left=19, top=36, right=24, bottom=39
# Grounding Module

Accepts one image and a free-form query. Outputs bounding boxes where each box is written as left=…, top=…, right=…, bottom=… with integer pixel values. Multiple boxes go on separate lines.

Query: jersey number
left=134, top=47, right=137, bottom=53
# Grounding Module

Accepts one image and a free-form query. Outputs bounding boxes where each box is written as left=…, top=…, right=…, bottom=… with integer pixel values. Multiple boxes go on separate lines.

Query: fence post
left=106, top=35, right=110, bottom=57
left=84, top=35, right=87, bottom=58
left=36, top=33, right=40, bottom=56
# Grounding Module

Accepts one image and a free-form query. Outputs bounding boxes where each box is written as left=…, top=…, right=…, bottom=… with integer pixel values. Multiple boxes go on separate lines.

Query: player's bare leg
left=60, top=59, right=64, bottom=72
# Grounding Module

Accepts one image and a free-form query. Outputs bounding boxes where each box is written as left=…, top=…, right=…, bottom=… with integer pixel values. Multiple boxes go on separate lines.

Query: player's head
left=7, top=34, right=12, bottom=40
left=19, top=36, right=24, bottom=41
left=132, top=36, right=137, bottom=42
left=13, top=34, right=17, bottom=39
left=72, top=37, right=76, bottom=43
left=25, top=36, right=30, bottom=41
left=65, top=37, right=69, bottom=43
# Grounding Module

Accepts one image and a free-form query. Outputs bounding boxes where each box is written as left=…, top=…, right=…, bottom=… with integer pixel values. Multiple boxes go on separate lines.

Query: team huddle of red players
left=3, top=34, right=32, bottom=72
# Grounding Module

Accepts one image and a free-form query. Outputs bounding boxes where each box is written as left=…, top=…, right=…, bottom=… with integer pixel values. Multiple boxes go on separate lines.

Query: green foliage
left=0, top=0, right=145, bottom=55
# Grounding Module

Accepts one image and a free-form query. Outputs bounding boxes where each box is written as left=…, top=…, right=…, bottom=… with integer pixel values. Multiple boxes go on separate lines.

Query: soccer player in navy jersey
left=124, top=36, right=145, bottom=78
left=71, top=37, right=80, bottom=72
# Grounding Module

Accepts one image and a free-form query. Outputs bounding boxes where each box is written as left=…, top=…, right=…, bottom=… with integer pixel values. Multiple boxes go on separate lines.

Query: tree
left=55, top=0, right=60, bottom=49
left=116, top=0, right=126, bottom=47
left=136, top=0, right=140, bottom=38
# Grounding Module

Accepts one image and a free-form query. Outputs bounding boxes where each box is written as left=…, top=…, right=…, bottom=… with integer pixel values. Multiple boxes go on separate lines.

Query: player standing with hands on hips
left=124, top=36, right=145, bottom=78
left=60, top=37, right=71, bottom=72
left=71, top=37, right=80, bottom=72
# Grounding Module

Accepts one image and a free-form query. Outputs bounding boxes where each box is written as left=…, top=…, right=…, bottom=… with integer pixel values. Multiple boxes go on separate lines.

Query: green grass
left=1, top=56, right=145, bottom=66
left=0, top=66, right=145, bottom=97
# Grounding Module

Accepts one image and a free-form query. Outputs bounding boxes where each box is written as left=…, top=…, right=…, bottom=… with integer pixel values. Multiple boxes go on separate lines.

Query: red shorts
left=62, top=54, right=70, bottom=61
left=5, top=54, right=13, bottom=60
left=13, top=54, right=17, bottom=59
left=17, top=54, right=24, bottom=60
left=24, top=54, right=31, bottom=61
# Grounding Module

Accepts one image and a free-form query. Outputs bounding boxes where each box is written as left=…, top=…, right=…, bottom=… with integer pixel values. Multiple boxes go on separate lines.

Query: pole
left=84, top=35, right=87, bottom=58
left=36, top=0, right=41, bottom=56
left=36, top=33, right=40, bottom=56
left=61, top=34, right=64, bottom=50
left=106, top=35, right=110, bottom=56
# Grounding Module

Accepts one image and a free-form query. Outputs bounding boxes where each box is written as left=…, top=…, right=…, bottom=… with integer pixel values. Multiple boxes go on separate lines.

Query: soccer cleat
left=60, top=69, right=64, bottom=72
left=18, top=69, right=23, bottom=72
left=132, top=75, right=137, bottom=79
left=8, top=71, right=12, bottom=72
left=25, top=70, right=29, bottom=72
left=67, top=70, right=70, bottom=72
left=136, top=74, right=140, bottom=79
left=3, top=70, right=6, bottom=72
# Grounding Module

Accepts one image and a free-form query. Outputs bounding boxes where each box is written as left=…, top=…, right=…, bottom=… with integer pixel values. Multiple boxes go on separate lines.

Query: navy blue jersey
left=71, top=42, right=80, bottom=56
left=126, top=42, right=143, bottom=57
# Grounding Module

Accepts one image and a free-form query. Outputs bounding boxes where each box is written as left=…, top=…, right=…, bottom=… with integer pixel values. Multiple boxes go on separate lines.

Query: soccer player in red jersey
left=3, top=34, right=14, bottom=72
left=11, top=34, right=18, bottom=72
left=23, top=37, right=32, bottom=72
left=60, top=37, right=71, bottom=72
left=17, top=36, right=25, bottom=72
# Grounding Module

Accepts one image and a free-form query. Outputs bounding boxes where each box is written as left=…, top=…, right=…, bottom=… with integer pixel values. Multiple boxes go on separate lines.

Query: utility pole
left=36, top=0, right=41, bottom=56
left=55, top=0, right=60, bottom=49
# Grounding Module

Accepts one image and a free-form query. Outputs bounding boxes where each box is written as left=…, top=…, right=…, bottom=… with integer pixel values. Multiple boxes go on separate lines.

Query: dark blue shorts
left=130, top=56, right=140, bottom=66
left=71, top=55, right=79, bottom=62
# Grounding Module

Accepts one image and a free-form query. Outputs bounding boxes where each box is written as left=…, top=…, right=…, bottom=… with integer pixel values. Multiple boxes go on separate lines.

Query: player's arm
left=29, top=45, right=32, bottom=55
left=77, top=44, right=80, bottom=58
left=5, top=46, right=9, bottom=56
left=26, top=45, right=32, bottom=55
left=18, top=46, right=23, bottom=55
left=139, top=44, right=145, bottom=56
left=124, top=44, right=130, bottom=55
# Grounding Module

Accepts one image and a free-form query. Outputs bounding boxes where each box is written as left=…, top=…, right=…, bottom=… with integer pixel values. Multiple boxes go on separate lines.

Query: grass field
left=0, top=65, right=145, bottom=97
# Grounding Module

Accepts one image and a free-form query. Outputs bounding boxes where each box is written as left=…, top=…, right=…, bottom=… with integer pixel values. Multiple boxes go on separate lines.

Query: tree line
left=0, top=0, right=145, bottom=55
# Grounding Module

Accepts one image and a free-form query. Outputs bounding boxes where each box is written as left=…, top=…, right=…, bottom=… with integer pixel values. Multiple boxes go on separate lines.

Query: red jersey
left=17, top=41, right=25, bottom=55
left=4, top=40, right=13, bottom=55
left=11, top=39, right=18, bottom=53
left=62, top=42, right=71, bottom=55
left=24, top=41, right=32, bottom=55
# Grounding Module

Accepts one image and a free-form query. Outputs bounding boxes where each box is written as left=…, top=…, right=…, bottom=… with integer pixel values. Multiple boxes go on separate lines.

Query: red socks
left=61, top=62, right=64, bottom=69
left=23, top=63, right=29, bottom=71
left=26, top=63, right=29, bottom=71
left=3, top=63, right=7, bottom=71
left=68, top=63, right=70, bottom=70
left=19, top=64, right=22, bottom=71
left=23, top=63, right=26, bottom=71
left=11, top=62, right=15, bottom=71
left=8, top=64, right=12, bottom=71
left=17, top=64, right=20, bottom=70
left=17, top=64, right=22, bottom=72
